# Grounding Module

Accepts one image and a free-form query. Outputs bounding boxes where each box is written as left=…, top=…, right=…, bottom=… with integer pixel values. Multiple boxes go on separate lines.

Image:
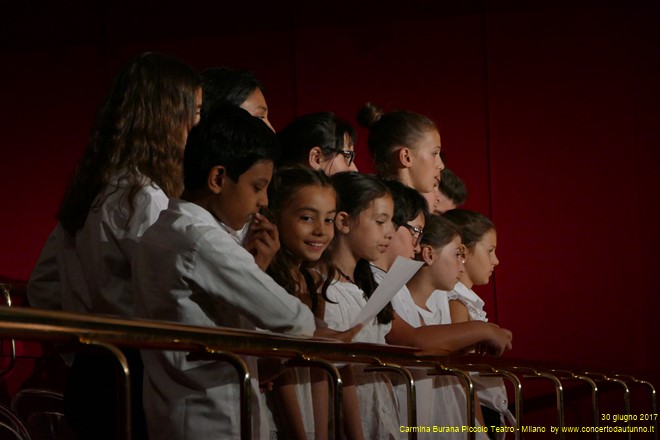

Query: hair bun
left=356, top=102, right=384, bottom=129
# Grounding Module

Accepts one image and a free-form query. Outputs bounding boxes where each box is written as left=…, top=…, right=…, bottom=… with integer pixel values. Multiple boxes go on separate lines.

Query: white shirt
left=324, top=280, right=399, bottom=439
left=133, top=198, right=316, bottom=440
left=445, top=282, right=515, bottom=429
left=446, top=282, right=488, bottom=322
left=27, top=173, right=168, bottom=317
left=391, top=286, right=488, bottom=439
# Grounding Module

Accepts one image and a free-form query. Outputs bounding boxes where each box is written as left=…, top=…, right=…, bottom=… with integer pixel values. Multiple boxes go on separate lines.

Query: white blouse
left=324, top=280, right=399, bottom=439
left=391, top=287, right=486, bottom=439
left=446, top=281, right=488, bottom=322
left=445, top=282, right=515, bottom=430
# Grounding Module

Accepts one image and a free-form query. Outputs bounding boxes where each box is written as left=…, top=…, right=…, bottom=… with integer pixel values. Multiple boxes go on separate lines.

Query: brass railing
left=0, top=306, right=657, bottom=440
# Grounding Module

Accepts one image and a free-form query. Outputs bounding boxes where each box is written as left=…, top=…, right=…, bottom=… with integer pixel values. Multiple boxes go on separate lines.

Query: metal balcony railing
left=0, top=305, right=657, bottom=440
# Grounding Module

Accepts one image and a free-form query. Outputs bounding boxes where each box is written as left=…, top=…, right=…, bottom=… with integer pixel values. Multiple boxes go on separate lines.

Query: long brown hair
left=59, top=52, right=201, bottom=235
left=267, top=166, right=337, bottom=313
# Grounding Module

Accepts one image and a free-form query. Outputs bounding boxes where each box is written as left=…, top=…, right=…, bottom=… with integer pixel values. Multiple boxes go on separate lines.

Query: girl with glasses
left=391, top=214, right=494, bottom=438
left=377, top=213, right=513, bottom=438
left=371, top=178, right=429, bottom=282
left=277, top=111, right=359, bottom=175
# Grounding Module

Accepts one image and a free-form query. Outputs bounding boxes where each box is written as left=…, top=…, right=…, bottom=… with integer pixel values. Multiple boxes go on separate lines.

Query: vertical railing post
left=364, top=359, right=417, bottom=440
left=0, top=283, right=17, bottom=379
left=614, top=375, right=658, bottom=440
left=190, top=349, right=252, bottom=440
left=511, top=367, right=565, bottom=440
left=286, top=354, right=344, bottom=440
left=550, top=369, right=600, bottom=439
left=78, top=339, right=131, bottom=440
left=426, top=363, right=476, bottom=440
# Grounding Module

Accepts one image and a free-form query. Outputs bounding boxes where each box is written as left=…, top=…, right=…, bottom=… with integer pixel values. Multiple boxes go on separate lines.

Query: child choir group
left=27, top=52, right=514, bottom=439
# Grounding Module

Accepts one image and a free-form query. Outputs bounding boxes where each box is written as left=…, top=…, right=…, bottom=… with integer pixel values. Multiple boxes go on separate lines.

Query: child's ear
left=421, top=245, right=434, bottom=266
left=334, top=211, right=351, bottom=234
left=398, top=147, right=413, bottom=168
left=208, top=166, right=226, bottom=194
left=308, top=146, right=324, bottom=170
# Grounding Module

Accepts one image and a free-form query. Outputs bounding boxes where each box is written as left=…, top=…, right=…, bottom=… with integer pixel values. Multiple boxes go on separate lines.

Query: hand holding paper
left=349, top=256, right=423, bottom=327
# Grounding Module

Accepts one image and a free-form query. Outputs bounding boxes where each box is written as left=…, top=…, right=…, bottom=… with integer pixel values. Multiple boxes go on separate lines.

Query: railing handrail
left=0, top=306, right=654, bottom=382
left=0, top=306, right=433, bottom=365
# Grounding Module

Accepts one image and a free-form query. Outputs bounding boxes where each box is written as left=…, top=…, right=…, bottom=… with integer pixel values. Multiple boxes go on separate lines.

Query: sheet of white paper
left=350, top=256, right=424, bottom=327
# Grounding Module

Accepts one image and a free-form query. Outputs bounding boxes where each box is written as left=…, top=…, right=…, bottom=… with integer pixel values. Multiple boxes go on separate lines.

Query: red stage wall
left=1, top=0, right=658, bottom=386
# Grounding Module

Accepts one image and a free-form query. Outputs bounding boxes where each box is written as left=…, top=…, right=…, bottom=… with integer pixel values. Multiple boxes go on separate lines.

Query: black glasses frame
left=331, top=149, right=355, bottom=166
left=399, top=223, right=424, bottom=246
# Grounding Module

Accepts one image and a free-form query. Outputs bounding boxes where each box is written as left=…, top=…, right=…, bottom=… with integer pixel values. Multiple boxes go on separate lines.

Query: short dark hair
left=439, top=168, right=468, bottom=205
left=382, top=178, right=429, bottom=227
left=201, top=67, right=264, bottom=115
left=184, top=106, right=279, bottom=191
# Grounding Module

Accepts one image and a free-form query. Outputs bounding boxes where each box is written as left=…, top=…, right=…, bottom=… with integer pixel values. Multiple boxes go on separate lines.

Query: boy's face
left=435, top=191, right=457, bottom=214
left=212, top=160, right=274, bottom=231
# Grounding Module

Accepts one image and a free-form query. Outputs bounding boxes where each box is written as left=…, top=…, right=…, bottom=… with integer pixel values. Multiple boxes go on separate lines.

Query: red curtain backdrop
left=1, top=0, right=658, bottom=385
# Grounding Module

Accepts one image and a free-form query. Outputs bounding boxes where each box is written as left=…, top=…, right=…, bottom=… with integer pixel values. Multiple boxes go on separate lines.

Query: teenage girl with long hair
left=27, top=51, right=202, bottom=440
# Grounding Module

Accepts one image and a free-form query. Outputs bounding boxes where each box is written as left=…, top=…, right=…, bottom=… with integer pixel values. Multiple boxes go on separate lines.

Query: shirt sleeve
left=191, top=228, right=316, bottom=337
left=115, top=185, right=169, bottom=263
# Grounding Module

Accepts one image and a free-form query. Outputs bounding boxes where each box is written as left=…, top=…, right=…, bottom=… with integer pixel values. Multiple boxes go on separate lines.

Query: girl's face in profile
left=409, top=129, right=443, bottom=193
left=345, top=195, right=395, bottom=263
left=320, top=133, right=359, bottom=175
left=464, top=229, right=499, bottom=286
left=426, top=235, right=464, bottom=291
left=241, top=87, right=274, bottom=131
left=277, top=185, right=337, bottom=265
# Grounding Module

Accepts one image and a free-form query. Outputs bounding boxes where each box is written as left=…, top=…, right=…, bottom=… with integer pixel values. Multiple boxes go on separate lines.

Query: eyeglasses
left=399, top=223, right=424, bottom=246
left=331, top=149, right=356, bottom=166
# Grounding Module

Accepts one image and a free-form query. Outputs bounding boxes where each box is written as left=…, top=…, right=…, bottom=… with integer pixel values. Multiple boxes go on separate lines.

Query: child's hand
left=479, top=324, right=513, bottom=356
left=243, top=212, right=280, bottom=271
left=313, top=324, right=363, bottom=343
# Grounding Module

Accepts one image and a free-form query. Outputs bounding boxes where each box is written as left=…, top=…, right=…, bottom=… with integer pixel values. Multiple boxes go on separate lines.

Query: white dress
left=324, top=280, right=400, bottom=439
left=264, top=367, right=316, bottom=440
left=447, top=283, right=515, bottom=431
left=391, top=287, right=487, bottom=439
left=133, top=198, right=316, bottom=440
